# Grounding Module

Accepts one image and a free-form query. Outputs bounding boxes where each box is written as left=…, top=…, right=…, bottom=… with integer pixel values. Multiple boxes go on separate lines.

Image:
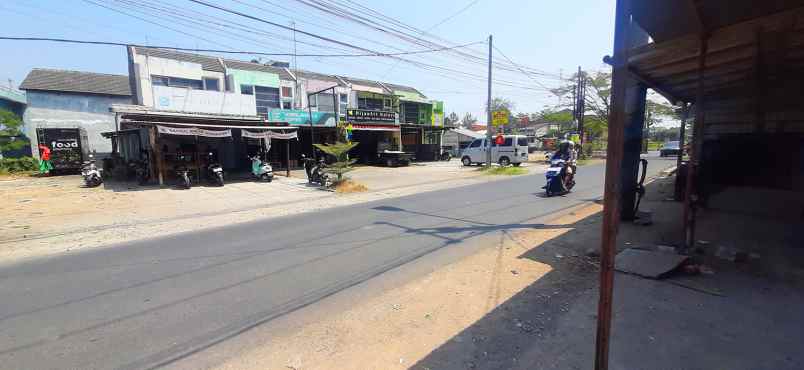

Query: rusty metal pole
left=676, top=103, right=689, bottom=170
left=683, top=36, right=709, bottom=250
left=594, top=0, right=631, bottom=368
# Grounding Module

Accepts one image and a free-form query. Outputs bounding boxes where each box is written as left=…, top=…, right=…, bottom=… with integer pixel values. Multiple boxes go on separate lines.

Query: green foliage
left=445, top=112, right=460, bottom=126
left=0, top=157, right=38, bottom=173
left=314, top=141, right=359, bottom=183
left=478, top=165, right=527, bottom=176
left=0, top=109, right=28, bottom=152
left=461, top=112, right=478, bottom=128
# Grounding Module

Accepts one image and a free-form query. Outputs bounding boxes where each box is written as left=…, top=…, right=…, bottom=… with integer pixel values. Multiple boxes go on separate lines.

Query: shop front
left=345, top=108, right=401, bottom=164
left=109, top=106, right=298, bottom=185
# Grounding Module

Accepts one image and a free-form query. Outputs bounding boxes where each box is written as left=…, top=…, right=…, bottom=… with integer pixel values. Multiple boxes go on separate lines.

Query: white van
left=461, top=135, right=529, bottom=166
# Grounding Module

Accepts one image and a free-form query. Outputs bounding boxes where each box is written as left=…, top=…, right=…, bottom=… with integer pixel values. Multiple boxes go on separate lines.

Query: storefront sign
left=265, top=109, right=336, bottom=127
left=241, top=130, right=298, bottom=140
left=157, top=125, right=232, bottom=138
left=347, top=109, right=398, bottom=123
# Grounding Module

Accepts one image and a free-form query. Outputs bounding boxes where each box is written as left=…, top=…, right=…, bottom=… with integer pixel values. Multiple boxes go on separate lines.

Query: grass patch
left=477, top=166, right=527, bottom=176
left=335, top=179, right=368, bottom=193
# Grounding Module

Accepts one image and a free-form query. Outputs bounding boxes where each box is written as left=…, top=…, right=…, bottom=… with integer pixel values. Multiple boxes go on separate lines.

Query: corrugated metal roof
left=133, top=47, right=225, bottom=72
left=20, top=69, right=131, bottom=96
left=385, top=82, right=426, bottom=97
left=222, top=59, right=293, bottom=80
left=295, top=70, right=342, bottom=84
left=0, top=86, right=26, bottom=104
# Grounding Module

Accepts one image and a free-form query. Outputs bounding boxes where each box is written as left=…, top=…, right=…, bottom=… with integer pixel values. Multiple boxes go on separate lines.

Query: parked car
left=660, top=140, right=681, bottom=157
left=461, top=135, right=529, bottom=166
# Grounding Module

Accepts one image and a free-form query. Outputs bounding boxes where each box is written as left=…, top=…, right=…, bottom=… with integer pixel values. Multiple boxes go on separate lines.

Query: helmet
left=558, top=139, right=574, bottom=153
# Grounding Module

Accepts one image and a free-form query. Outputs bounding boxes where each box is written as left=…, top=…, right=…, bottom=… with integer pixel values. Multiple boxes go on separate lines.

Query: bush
left=0, top=157, right=39, bottom=173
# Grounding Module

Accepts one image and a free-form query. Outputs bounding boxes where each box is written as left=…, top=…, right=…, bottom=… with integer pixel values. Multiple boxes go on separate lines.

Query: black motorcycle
left=301, top=154, right=332, bottom=187
left=204, top=152, right=224, bottom=186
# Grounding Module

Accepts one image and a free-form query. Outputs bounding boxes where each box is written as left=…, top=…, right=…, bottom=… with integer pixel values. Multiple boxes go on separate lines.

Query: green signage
left=228, top=69, right=280, bottom=88
left=265, top=109, right=336, bottom=127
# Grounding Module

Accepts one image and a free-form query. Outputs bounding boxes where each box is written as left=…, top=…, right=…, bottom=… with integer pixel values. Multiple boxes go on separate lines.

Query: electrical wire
left=0, top=36, right=485, bottom=57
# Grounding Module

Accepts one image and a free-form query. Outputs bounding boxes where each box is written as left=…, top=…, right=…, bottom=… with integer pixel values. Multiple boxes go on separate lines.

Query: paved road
left=0, top=157, right=674, bottom=370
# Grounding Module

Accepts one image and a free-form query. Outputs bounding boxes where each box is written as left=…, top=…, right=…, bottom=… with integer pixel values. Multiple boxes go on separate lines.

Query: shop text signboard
left=492, top=110, right=509, bottom=126
left=265, top=109, right=336, bottom=127
left=346, top=109, right=398, bottom=123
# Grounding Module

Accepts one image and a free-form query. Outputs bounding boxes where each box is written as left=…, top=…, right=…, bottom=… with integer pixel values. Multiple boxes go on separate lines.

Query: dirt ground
left=207, top=204, right=602, bottom=370
left=204, top=174, right=804, bottom=370
left=0, top=161, right=545, bottom=264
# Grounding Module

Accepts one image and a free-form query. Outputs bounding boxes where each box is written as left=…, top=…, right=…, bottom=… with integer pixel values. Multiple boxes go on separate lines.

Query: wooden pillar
left=594, top=0, right=631, bottom=368
left=149, top=126, right=165, bottom=185
left=683, top=35, right=709, bottom=250
left=285, top=131, right=291, bottom=177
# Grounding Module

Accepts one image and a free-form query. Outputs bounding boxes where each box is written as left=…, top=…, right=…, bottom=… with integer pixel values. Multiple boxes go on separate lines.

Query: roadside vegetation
left=314, top=141, right=369, bottom=192
left=478, top=165, right=527, bottom=176
left=0, top=157, right=38, bottom=176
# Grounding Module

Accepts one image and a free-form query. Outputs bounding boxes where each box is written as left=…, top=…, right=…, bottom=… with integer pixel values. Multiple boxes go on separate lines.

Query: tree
left=0, top=109, right=27, bottom=153
left=550, top=70, right=612, bottom=139
left=445, top=112, right=460, bottom=126
left=461, top=112, right=478, bottom=128
left=313, top=141, right=359, bottom=184
left=537, top=108, right=574, bottom=134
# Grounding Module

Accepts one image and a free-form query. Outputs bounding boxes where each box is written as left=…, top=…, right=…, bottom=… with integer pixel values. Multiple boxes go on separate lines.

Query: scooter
left=543, top=158, right=575, bottom=196
left=301, top=154, right=332, bottom=187
left=81, top=154, right=103, bottom=188
left=250, top=155, right=273, bottom=182
left=205, top=153, right=224, bottom=186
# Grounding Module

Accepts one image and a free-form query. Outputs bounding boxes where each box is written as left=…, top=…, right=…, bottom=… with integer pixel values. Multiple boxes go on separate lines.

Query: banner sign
left=265, top=109, right=336, bottom=127
left=242, top=130, right=298, bottom=140
left=157, top=125, right=231, bottom=138
left=346, top=109, right=398, bottom=123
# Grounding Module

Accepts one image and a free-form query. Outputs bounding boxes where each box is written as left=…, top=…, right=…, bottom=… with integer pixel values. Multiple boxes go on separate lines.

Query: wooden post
left=148, top=126, right=165, bottom=186
left=594, top=0, right=631, bottom=369
left=683, top=35, right=709, bottom=250
left=285, top=130, right=291, bottom=177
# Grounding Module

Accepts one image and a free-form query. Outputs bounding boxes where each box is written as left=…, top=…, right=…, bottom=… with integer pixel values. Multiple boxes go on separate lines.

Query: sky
left=0, top=0, right=617, bottom=122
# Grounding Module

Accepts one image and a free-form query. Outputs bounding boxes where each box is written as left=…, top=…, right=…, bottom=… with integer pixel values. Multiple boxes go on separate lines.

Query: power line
left=0, top=36, right=484, bottom=57
left=492, top=44, right=560, bottom=95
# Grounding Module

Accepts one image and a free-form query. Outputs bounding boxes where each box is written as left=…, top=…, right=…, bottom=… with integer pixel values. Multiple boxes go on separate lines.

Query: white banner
left=157, top=125, right=232, bottom=138
left=241, top=130, right=298, bottom=140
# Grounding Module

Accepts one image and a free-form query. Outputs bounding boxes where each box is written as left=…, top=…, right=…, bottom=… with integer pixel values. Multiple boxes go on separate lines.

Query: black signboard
left=346, top=109, right=397, bottom=123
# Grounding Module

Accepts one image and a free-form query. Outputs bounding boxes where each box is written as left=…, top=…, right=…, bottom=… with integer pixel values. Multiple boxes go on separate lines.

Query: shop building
left=19, top=69, right=133, bottom=159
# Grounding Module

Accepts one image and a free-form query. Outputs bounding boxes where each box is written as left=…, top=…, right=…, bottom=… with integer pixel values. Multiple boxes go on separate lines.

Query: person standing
left=38, top=143, right=53, bottom=175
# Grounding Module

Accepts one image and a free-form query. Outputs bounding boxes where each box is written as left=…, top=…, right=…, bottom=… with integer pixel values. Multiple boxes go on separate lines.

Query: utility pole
left=578, top=66, right=586, bottom=146
left=485, top=35, right=493, bottom=167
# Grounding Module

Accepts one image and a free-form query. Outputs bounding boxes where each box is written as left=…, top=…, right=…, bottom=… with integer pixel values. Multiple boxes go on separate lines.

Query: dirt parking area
left=0, top=161, right=545, bottom=264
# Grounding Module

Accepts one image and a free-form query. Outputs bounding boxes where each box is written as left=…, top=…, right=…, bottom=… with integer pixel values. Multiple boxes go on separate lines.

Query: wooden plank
left=595, top=0, right=631, bottom=368
left=683, top=35, right=708, bottom=250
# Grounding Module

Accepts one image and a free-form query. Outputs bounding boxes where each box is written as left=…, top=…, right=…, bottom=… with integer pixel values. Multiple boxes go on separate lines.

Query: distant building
left=0, top=85, right=29, bottom=157
left=442, top=128, right=484, bottom=156
left=19, top=69, right=133, bottom=159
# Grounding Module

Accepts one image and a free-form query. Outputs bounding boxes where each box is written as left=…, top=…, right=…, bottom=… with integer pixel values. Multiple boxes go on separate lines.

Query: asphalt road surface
left=0, top=157, right=674, bottom=370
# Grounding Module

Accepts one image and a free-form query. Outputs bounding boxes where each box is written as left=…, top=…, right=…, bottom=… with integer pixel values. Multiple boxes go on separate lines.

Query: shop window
left=282, top=101, right=292, bottom=109
left=281, top=86, right=293, bottom=99
left=309, top=94, right=317, bottom=108
left=339, top=94, right=348, bottom=116
left=151, top=75, right=202, bottom=89
left=152, top=75, right=169, bottom=86
left=255, top=85, right=280, bottom=111
left=358, top=97, right=383, bottom=110
left=240, top=84, right=254, bottom=95
left=203, top=78, right=219, bottom=91
left=383, top=98, right=392, bottom=110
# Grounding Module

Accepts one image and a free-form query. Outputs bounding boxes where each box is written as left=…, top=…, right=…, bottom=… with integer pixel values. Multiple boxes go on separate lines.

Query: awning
left=124, top=120, right=297, bottom=130
left=350, top=123, right=399, bottom=132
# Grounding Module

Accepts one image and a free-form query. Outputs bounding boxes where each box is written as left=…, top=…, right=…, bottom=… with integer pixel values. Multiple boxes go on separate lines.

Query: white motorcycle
left=81, top=155, right=103, bottom=188
left=250, top=155, right=273, bottom=182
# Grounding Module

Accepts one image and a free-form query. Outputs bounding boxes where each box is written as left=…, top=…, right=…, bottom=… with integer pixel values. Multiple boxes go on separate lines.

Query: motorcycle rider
left=551, top=138, right=577, bottom=190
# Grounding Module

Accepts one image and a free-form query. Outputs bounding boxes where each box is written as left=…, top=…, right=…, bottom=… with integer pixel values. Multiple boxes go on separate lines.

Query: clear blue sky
left=0, top=0, right=616, bottom=121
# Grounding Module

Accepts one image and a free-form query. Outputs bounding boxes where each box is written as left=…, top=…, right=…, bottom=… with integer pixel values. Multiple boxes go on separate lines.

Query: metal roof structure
left=20, top=69, right=131, bottom=96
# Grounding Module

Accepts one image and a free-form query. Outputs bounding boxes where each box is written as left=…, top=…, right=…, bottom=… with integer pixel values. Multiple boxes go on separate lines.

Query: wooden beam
left=683, top=35, right=709, bottom=250
left=677, top=103, right=689, bottom=170
left=627, top=67, right=679, bottom=104
left=595, top=0, right=631, bottom=368
left=686, top=0, right=705, bottom=33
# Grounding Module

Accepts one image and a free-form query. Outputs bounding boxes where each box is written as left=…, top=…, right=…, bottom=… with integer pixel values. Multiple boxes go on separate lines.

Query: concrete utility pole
left=485, top=35, right=493, bottom=167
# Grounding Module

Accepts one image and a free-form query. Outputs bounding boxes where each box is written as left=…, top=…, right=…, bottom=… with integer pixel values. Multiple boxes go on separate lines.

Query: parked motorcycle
left=543, top=158, right=575, bottom=196
left=249, top=155, right=273, bottom=182
left=128, top=159, right=149, bottom=185
left=301, top=154, right=332, bottom=187
left=204, top=152, right=224, bottom=186
left=439, top=150, right=452, bottom=161
left=81, top=154, right=103, bottom=188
